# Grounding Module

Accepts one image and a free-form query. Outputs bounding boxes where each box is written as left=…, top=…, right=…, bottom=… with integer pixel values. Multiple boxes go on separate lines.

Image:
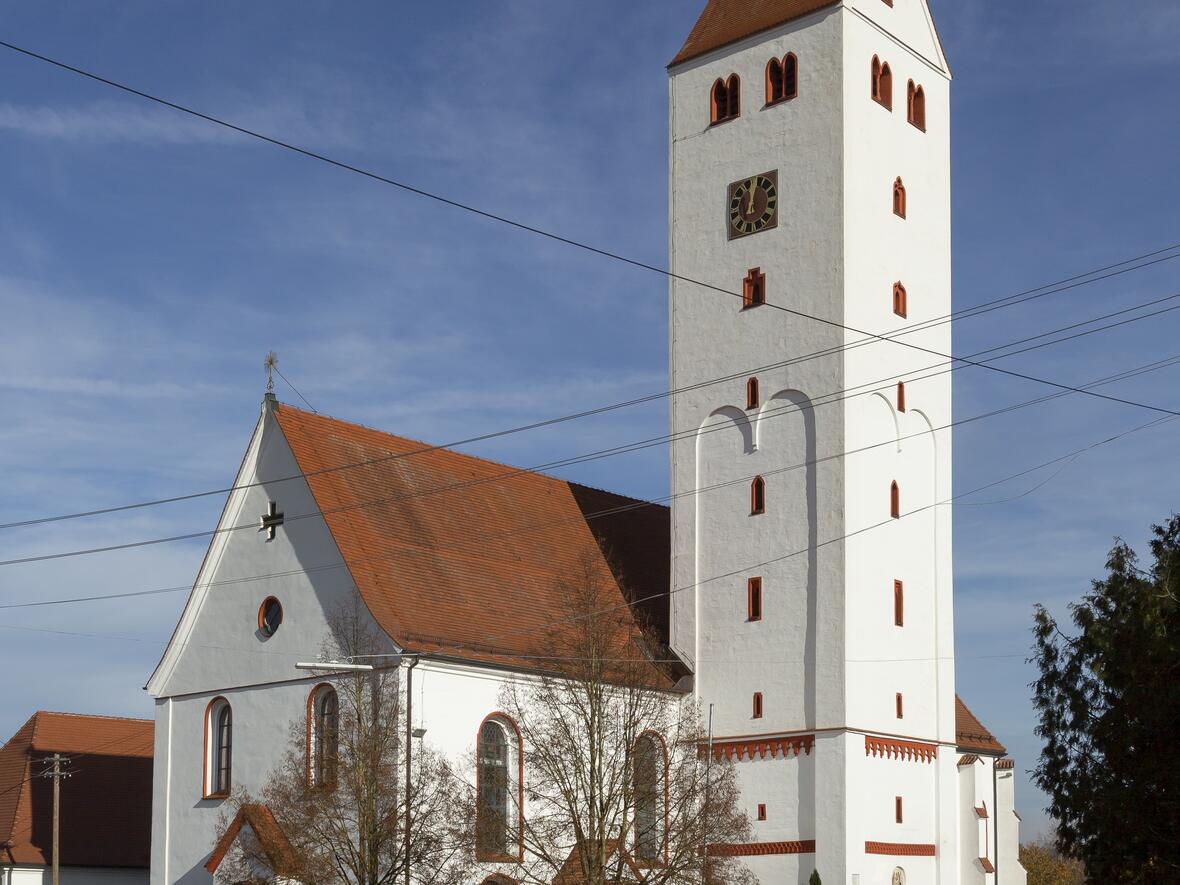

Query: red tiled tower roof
left=0, top=712, right=152, bottom=868
left=671, top=0, right=838, bottom=67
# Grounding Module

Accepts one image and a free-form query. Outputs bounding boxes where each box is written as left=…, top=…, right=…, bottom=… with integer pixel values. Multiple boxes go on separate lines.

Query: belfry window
left=766, top=53, right=798, bottom=105
left=711, top=74, right=741, bottom=125
left=205, top=698, right=232, bottom=798
left=743, top=268, right=766, bottom=308
left=893, top=178, right=907, bottom=218
left=751, top=476, right=766, bottom=515
left=872, top=56, right=893, bottom=110
left=310, top=685, right=339, bottom=788
left=633, top=734, right=666, bottom=862
left=908, top=80, right=927, bottom=131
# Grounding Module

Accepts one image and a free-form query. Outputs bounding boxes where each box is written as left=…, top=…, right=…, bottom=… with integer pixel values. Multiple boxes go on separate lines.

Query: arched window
left=908, top=80, right=926, bottom=131
left=743, top=267, right=766, bottom=308
left=204, top=697, right=232, bottom=798
left=633, top=733, right=667, bottom=862
left=894, top=580, right=904, bottom=627
left=751, top=476, right=766, bottom=515
left=309, top=685, right=339, bottom=788
left=766, top=53, right=798, bottom=104
left=476, top=715, right=521, bottom=860
left=893, top=281, right=908, bottom=317
left=711, top=74, right=741, bottom=125
left=893, top=178, right=907, bottom=219
left=746, top=377, right=760, bottom=410
left=752, top=692, right=764, bottom=719
left=872, top=56, right=893, bottom=110
left=897, top=381, right=906, bottom=413
left=890, top=481, right=901, bottom=519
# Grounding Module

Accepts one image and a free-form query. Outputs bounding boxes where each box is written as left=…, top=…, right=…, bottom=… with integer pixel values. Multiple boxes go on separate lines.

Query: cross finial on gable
left=264, top=351, right=278, bottom=393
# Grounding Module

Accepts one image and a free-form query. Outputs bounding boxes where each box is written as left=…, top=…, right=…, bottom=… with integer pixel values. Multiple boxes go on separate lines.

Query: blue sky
left=1, top=0, right=1178, bottom=843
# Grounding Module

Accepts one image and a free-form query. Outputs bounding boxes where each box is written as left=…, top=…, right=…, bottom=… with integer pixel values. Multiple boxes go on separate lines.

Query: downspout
left=992, top=760, right=999, bottom=883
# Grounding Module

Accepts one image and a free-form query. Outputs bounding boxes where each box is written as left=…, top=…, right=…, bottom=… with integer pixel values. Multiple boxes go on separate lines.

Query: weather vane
left=264, top=351, right=278, bottom=393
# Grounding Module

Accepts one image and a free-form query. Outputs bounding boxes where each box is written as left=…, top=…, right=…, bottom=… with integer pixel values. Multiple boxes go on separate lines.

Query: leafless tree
left=213, top=606, right=473, bottom=885
left=474, top=549, right=756, bottom=885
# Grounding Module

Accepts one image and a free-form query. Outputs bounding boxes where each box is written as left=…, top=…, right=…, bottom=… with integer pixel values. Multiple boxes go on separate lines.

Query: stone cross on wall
left=259, top=500, right=284, bottom=541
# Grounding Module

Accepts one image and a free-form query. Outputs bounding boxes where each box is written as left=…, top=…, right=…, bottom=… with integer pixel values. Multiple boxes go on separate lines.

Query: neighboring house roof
left=273, top=405, right=675, bottom=683
left=670, top=0, right=837, bottom=67
left=955, top=697, right=1007, bottom=755
left=0, top=712, right=152, bottom=868
left=551, top=839, right=645, bottom=885
left=205, top=804, right=296, bottom=878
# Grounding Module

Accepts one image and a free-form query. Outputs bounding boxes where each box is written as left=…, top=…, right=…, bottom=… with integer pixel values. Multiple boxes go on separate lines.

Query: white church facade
left=147, top=2, right=1027, bottom=884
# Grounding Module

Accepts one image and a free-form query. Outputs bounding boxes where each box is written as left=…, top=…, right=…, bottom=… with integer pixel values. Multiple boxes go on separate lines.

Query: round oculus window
left=258, top=597, right=283, bottom=637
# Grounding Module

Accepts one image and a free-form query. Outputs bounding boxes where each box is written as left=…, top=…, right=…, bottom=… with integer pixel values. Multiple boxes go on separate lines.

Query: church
left=146, top=2, right=1026, bottom=884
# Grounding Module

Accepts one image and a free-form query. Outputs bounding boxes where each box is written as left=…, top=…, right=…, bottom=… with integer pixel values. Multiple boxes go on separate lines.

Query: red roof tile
left=955, top=697, right=1007, bottom=755
left=0, top=712, right=152, bottom=868
left=273, top=405, right=674, bottom=683
left=671, top=0, right=838, bottom=67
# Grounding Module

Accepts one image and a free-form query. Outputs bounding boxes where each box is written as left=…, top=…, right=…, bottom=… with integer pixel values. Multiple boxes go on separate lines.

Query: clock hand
left=747, top=180, right=756, bottom=215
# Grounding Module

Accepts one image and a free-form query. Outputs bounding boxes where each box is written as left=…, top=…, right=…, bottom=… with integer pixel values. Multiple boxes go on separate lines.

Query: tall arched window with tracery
left=309, top=684, right=339, bottom=788
left=908, top=80, right=927, bottom=131
left=633, top=733, right=667, bottom=862
left=204, top=697, right=232, bottom=798
left=476, top=715, right=521, bottom=861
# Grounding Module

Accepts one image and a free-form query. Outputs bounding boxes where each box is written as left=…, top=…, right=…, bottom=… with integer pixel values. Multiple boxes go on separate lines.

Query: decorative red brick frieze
left=865, top=841, right=936, bottom=857
left=865, top=735, right=937, bottom=763
left=706, top=734, right=814, bottom=762
left=708, top=840, right=816, bottom=857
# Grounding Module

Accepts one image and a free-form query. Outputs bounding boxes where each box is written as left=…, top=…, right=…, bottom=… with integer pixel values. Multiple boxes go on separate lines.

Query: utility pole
left=404, top=656, right=419, bottom=885
left=39, top=753, right=71, bottom=885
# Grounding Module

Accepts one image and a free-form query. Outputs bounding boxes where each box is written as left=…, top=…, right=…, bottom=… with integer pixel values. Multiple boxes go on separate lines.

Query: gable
left=147, top=399, right=391, bottom=699
left=671, top=0, right=948, bottom=75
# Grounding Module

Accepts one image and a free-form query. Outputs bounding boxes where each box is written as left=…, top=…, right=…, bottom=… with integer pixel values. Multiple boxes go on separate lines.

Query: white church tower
left=668, top=2, right=958, bottom=883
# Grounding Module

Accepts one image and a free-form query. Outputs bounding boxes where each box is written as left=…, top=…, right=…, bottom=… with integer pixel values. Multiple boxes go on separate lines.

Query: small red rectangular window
left=752, top=692, right=763, bottom=719
left=748, top=577, right=763, bottom=622
left=894, top=580, right=904, bottom=627
left=896, top=796, right=903, bottom=823
left=757, top=803, right=767, bottom=821
left=896, top=693, right=904, bottom=719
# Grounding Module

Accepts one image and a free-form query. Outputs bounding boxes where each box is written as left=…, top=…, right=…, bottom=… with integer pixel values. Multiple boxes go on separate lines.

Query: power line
left=3, top=290, right=1179, bottom=569
left=4, top=348, right=1178, bottom=616
left=4, top=243, right=1175, bottom=536
left=2, top=410, right=1173, bottom=666
left=1, top=38, right=1179, bottom=523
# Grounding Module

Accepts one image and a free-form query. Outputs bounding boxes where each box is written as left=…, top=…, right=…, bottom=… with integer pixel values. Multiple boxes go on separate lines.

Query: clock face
left=728, top=171, right=779, bottom=239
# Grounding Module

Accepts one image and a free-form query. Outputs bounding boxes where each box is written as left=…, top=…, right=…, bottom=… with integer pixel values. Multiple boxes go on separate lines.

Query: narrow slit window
left=746, top=377, right=760, bottom=410
left=893, top=178, right=907, bottom=218
left=752, top=692, right=764, bottom=719
left=757, top=803, right=767, bottom=821
left=743, top=268, right=766, bottom=308
left=893, top=281, right=908, bottom=317
left=751, top=476, right=766, bottom=515
left=897, top=382, right=906, bottom=413
left=896, top=693, right=904, bottom=719
left=896, top=796, right=904, bottom=823
left=891, top=481, right=901, bottom=519
left=748, top=577, right=763, bottom=622
left=894, top=580, right=904, bottom=627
